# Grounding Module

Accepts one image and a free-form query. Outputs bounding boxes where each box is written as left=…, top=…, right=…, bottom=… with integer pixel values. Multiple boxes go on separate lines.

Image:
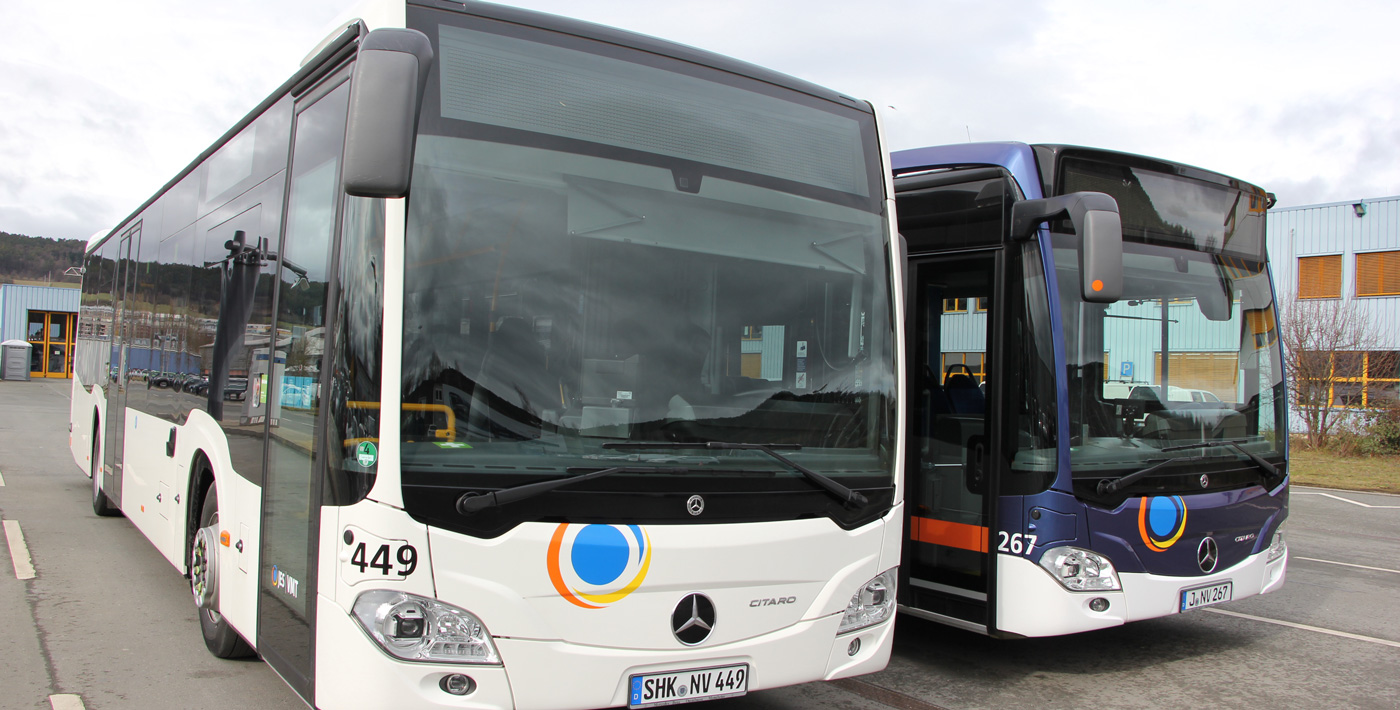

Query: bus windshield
left=1054, top=231, right=1286, bottom=499
left=397, top=9, right=896, bottom=532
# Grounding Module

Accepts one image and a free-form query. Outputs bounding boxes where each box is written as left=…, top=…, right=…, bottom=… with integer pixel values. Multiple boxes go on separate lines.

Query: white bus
left=68, top=1, right=905, bottom=708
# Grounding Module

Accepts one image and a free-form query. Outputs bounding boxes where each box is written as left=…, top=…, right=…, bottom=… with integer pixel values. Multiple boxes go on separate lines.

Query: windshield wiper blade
left=605, top=441, right=870, bottom=508
left=1097, top=439, right=1280, bottom=496
left=1161, top=439, right=1280, bottom=478
left=1095, top=457, right=1184, bottom=496
left=456, top=466, right=689, bottom=515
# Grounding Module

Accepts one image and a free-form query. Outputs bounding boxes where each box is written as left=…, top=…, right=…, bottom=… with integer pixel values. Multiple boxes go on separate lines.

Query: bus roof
left=892, top=142, right=1269, bottom=206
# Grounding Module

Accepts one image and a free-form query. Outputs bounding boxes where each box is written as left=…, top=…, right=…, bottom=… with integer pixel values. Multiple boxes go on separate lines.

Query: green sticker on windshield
left=434, top=442, right=472, bottom=449
left=355, top=441, right=378, bottom=467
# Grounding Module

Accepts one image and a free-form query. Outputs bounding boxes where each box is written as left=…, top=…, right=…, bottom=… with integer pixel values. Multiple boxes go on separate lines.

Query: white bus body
left=70, top=2, right=905, bottom=707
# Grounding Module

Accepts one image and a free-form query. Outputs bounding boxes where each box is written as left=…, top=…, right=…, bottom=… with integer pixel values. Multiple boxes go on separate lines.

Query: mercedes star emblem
left=1200, top=473, right=1210, bottom=488
left=672, top=593, right=716, bottom=645
left=1197, top=536, right=1220, bottom=574
left=686, top=495, right=705, bottom=516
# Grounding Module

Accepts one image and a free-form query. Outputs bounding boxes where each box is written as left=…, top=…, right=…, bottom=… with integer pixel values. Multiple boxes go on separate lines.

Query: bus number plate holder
left=629, top=663, right=748, bottom=708
left=1180, top=581, right=1232, bottom=612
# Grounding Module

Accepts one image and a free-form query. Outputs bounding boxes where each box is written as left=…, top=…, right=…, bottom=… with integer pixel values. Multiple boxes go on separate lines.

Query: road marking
left=1293, top=490, right=1400, bottom=509
left=0, top=470, right=5, bottom=486
left=50, top=695, right=86, bottom=710
left=1205, top=608, right=1400, bottom=649
left=1294, top=556, right=1400, bottom=575
left=3, top=520, right=36, bottom=580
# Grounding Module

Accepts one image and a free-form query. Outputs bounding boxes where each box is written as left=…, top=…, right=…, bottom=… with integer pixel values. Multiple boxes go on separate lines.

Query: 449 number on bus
left=349, top=542, right=418, bottom=577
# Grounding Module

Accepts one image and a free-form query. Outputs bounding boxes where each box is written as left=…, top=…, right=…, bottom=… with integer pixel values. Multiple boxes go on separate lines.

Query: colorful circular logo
left=547, top=524, right=651, bottom=609
left=1138, top=496, right=1188, bottom=552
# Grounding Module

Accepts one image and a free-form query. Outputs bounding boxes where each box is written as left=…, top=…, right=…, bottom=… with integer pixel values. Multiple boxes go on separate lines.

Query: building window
left=942, top=352, right=985, bottom=384
left=1356, top=251, right=1400, bottom=297
left=1297, top=255, right=1342, bottom=299
left=1299, top=350, right=1400, bottom=409
left=943, top=298, right=969, bottom=313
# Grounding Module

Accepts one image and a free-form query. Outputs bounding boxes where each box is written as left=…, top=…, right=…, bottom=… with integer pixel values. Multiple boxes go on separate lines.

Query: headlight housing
left=351, top=590, right=500, bottom=664
left=1266, top=524, right=1287, bottom=562
left=838, top=567, right=897, bottom=634
left=1037, top=547, right=1121, bottom=591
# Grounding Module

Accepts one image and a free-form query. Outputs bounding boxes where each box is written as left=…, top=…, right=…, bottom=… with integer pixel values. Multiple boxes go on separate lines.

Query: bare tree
left=1280, top=297, right=1396, bottom=448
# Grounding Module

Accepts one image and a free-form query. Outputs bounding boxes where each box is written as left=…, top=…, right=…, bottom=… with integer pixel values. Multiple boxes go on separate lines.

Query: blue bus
left=893, top=143, right=1288, bottom=636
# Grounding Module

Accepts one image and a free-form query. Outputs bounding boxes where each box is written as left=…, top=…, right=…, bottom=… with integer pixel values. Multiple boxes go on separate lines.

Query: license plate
left=1180, top=581, right=1233, bottom=612
left=628, top=663, right=748, bottom=708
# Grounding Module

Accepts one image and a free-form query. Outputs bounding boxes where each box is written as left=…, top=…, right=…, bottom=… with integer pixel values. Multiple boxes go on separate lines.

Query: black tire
left=91, top=428, right=120, bottom=517
left=195, top=484, right=255, bottom=658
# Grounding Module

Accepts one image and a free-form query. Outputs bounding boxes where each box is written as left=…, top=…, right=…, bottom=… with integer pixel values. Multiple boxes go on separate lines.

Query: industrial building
left=0, top=283, right=81, bottom=379
left=1268, top=195, right=1400, bottom=411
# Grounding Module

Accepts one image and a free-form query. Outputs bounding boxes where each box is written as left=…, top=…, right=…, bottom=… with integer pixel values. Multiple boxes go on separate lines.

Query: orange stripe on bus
left=910, top=517, right=989, bottom=553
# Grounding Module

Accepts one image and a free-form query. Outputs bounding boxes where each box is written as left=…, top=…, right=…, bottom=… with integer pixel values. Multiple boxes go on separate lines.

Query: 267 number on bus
left=996, top=532, right=1038, bottom=556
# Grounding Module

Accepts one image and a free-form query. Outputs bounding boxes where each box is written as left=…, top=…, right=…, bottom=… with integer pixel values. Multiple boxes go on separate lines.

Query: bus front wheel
left=194, top=484, right=254, bottom=658
left=91, top=430, right=119, bottom=517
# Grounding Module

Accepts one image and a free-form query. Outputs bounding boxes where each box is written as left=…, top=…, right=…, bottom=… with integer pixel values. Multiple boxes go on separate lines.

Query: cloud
left=4, top=0, right=1400, bottom=239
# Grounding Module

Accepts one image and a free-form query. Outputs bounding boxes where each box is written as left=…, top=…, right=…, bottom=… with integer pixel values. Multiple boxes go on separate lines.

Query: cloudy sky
left=3, top=0, right=1398, bottom=241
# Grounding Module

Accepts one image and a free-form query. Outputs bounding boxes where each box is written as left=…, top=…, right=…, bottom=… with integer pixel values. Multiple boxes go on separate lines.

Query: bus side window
left=325, top=196, right=385, bottom=505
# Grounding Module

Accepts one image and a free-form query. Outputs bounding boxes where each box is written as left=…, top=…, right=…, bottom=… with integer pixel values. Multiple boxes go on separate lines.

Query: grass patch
left=1289, top=448, right=1400, bottom=494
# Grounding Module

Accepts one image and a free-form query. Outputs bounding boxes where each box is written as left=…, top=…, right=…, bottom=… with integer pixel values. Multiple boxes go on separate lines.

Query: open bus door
left=903, top=252, right=1001, bottom=634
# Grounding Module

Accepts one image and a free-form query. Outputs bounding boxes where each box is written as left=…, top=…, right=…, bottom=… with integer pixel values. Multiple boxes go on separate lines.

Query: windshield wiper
left=605, top=442, right=870, bottom=508
left=1162, top=439, right=1280, bottom=479
left=1096, top=439, right=1279, bottom=495
left=456, top=466, right=690, bottom=515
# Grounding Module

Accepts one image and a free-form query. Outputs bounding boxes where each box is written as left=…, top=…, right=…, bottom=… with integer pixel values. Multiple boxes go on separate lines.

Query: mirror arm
left=1009, top=192, right=1118, bottom=241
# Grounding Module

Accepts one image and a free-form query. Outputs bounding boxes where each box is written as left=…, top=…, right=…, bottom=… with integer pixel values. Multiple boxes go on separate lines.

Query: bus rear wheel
left=91, top=430, right=119, bottom=517
left=194, top=484, right=254, bottom=658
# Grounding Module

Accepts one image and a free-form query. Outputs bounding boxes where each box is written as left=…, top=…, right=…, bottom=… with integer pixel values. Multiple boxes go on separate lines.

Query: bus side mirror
left=1009, top=191, right=1123, bottom=303
left=343, top=28, right=435, bottom=199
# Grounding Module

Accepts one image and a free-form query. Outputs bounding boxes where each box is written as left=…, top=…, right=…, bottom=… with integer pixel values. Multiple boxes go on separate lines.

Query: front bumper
left=995, top=547, right=1287, bottom=638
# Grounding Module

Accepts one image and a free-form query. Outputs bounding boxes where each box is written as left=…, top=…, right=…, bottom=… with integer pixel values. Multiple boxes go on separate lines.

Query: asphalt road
left=2, top=378, right=1397, bottom=710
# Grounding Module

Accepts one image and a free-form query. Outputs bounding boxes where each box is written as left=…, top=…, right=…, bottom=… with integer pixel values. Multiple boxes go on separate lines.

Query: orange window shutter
left=1300, top=256, right=1340, bottom=298
left=1355, top=252, right=1400, bottom=297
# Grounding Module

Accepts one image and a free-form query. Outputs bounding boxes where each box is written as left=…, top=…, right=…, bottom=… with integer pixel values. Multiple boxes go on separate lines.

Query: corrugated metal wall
left=1268, top=195, right=1400, bottom=341
left=0, top=285, right=81, bottom=342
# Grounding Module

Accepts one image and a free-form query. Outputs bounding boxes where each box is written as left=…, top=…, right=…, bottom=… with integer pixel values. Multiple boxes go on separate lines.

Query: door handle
left=166, top=427, right=177, bottom=457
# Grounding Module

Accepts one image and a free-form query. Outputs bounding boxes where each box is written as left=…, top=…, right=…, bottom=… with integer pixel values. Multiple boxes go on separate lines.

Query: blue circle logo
left=1138, top=496, right=1187, bottom=551
left=547, top=524, right=651, bottom=609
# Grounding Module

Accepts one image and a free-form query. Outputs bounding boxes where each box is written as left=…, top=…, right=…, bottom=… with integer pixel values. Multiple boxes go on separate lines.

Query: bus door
left=255, top=72, right=351, bottom=702
left=102, top=225, right=139, bottom=506
left=904, top=252, right=1000, bottom=632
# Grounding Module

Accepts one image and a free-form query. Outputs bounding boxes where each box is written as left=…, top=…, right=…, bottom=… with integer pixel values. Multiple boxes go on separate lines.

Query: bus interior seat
left=943, top=364, right=984, bottom=414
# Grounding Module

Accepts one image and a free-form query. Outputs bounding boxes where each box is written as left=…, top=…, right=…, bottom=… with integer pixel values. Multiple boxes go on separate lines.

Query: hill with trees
left=0, top=231, right=87, bottom=286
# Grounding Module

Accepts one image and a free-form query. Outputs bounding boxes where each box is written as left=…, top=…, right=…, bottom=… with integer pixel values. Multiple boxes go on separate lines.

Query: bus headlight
left=1037, top=547, right=1121, bottom=591
left=838, top=568, right=897, bottom=634
left=351, top=591, right=501, bottom=664
left=1266, top=524, right=1287, bottom=562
